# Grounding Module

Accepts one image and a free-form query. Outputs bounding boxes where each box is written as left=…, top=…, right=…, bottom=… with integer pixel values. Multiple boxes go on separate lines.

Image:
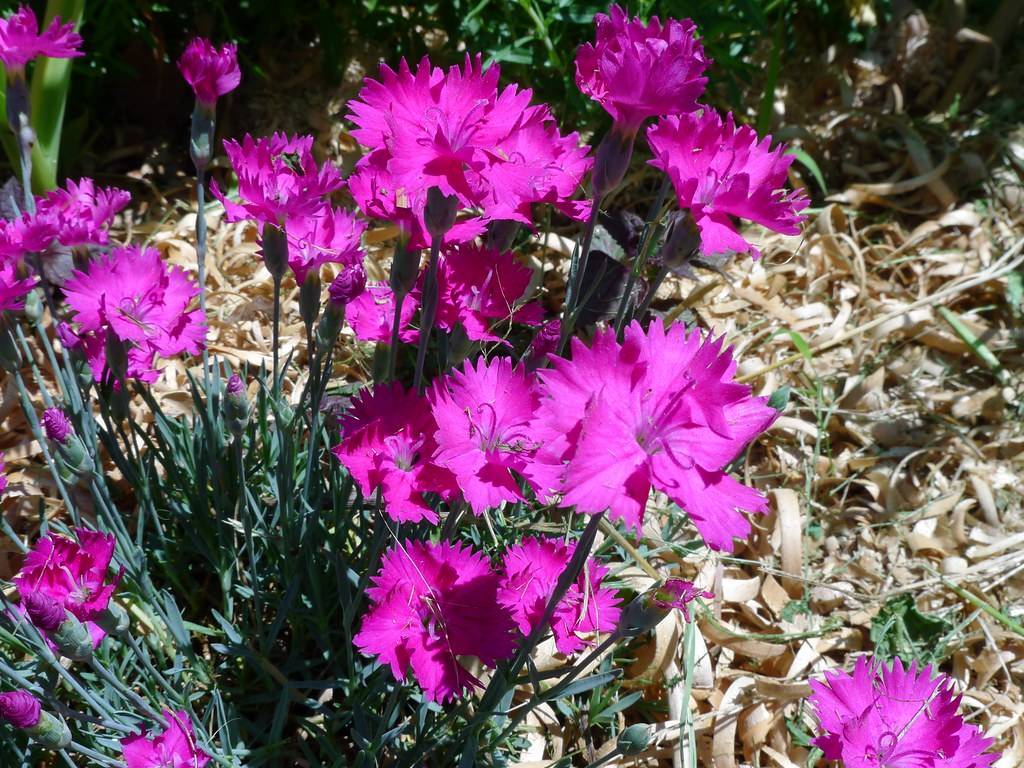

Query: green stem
left=413, top=237, right=442, bottom=392
left=559, top=199, right=602, bottom=355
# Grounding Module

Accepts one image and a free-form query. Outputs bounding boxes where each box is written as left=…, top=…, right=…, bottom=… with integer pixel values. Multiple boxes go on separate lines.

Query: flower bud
left=95, top=601, right=129, bottom=637
left=42, top=408, right=73, bottom=444
left=424, top=187, right=459, bottom=241
left=26, top=710, right=72, bottom=750
left=389, top=242, right=421, bottom=298
left=525, top=319, right=561, bottom=370
left=189, top=103, right=216, bottom=172
left=328, top=265, right=367, bottom=309
left=223, top=374, right=250, bottom=437
left=656, top=211, right=704, bottom=278
left=22, top=591, right=65, bottom=633
left=4, top=70, right=29, bottom=134
left=592, top=126, right=636, bottom=199
left=299, top=270, right=322, bottom=331
left=57, top=435, right=94, bottom=479
left=51, top=613, right=94, bottom=662
left=617, top=723, right=652, bottom=756
left=485, top=220, right=519, bottom=252
left=24, top=289, right=43, bottom=323
left=260, top=223, right=288, bottom=282
left=0, top=690, right=41, bottom=729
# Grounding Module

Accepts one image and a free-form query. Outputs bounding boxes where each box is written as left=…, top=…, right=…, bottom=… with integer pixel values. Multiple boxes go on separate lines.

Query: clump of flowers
left=62, top=245, right=206, bottom=382
left=14, top=528, right=123, bottom=649
left=355, top=540, right=516, bottom=703
left=177, top=38, right=241, bottom=108
left=332, top=383, right=457, bottom=524
left=647, top=110, right=809, bottom=258
left=498, top=537, right=621, bottom=655
left=0, top=4, right=83, bottom=70
left=36, top=177, right=131, bottom=249
left=121, top=710, right=212, bottom=768
left=532, top=320, right=777, bottom=550
left=429, top=357, right=541, bottom=514
left=347, top=55, right=589, bottom=246
left=809, top=656, right=997, bottom=768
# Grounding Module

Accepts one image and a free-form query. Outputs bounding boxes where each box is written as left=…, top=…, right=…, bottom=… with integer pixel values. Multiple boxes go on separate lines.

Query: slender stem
left=613, top=178, right=671, bottom=335
left=271, top=274, right=282, bottom=398
left=635, top=263, right=670, bottom=321
left=387, top=290, right=407, bottom=382
left=67, top=742, right=122, bottom=768
left=123, top=633, right=180, bottom=703
left=559, top=200, right=602, bottom=355
left=17, top=118, right=35, bottom=213
left=195, top=169, right=212, bottom=398
left=413, top=237, right=442, bottom=391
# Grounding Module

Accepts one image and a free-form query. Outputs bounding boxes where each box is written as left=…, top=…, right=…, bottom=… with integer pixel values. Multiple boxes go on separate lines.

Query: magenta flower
left=653, top=579, right=712, bottom=622
left=347, top=283, right=420, bottom=344
left=498, top=537, right=621, bottom=655
left=211, top=133, right=343, bottom=227
left=809, top=657, right=998, bottom=768
left=177, top=37, right=240, bottom=107
left=63, top=245, right=206, bottom=381
left=355, top=539, right=516, bottom=703
left=647, top=110, right=809, bottom=258
left=328, top=265, right=367, bottom=307
left=332, top=383, right=458, bottom=524
left=286, top=205, right=365, bottom=284
left=36, top=177, right=131, bottom=248
left=436, top=244, right=543, bottom=343
left=0, top=262, right=37, bottom=311
left=41, top=408, right=72, bottom=443
left=121, top=710, right=212, bottom=768
left=429, top=357, right=542, bottom=515
left=347, top=55, right=588, bottom=245
left=531, top=320, right=776, bottom=551
left=0, top=690, right=40, bottom=729
left=0, top=5, right=83, bottom=70
left=14, top=528, right=123, bottom=648
left=575, top=5, right=709, bottom=136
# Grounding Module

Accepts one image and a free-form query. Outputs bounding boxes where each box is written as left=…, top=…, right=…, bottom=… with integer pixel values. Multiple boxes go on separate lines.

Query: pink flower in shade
left=574, top=5, right=709, bottom=135
left=0, top=690, right=41, bottom=729
left=436, top=244, right=543, bottom=343
left=36, top=178, right=131, bottom=248
left=0, top=262, right=37, bottom=310
left=347, top=283, right=420, bottom=344
left=177, top=38, right=241, bottom=107
left=121, top=710, right=212, bottom=768
left=647, top=110, right=810, bottom=258
left=354, top=540, right=516, bottom=703
left=809, top=657, right=998, bottom=768
left=653, top=578, right=712, bottom=622
left=332, top=383, right=458, bottom=524
left=429, top=357, right=542, bottom=515
left=210, top=133, right=343, bottom=227
left=531, top=320, right=777, bottom=551
left=14, top=528, right=123, bottom=649
left=63, top=246, right=206, bottom=381
left=286, top=205, right=365, bottom=284
left=0, top=5, right=83, bottom=70
left=498, top=537, right=621, bottom=655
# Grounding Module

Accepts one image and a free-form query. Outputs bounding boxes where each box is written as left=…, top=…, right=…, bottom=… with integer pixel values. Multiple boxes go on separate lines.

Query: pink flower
left=0, top=262, right=37, bottom=310
left=121, top=710, right=212, bottom=768
left=36, top=178, right=131, bottom=248
left=436, top=244, right=542, bottom=343
left=347, top=55, right=587, bottom=245
left=41, top=408, right=72, bottom=443
left=809, top=657, right=998, bottom=768
left=0, top=5, right=83, bottom=70
left=286, top=205, right=365, bottom=284
left=498, top=537, right=621, bottom=655
left=647, top=110, right=809, bottom=258
left=653, top=579, right=712, bottom=622
left=347, top=283, right=420, bottom=344
left=211, top=133, right=343, bottom=227
left=0, top=690, right=41, bottom=729
left=354, top=540, right=516, bottom=703
left=177, top=38, right=240, bottom=107
left=532, top=320, right=776, bottom=551
left=328, top=265, right=367, bottom=307
left=14, top=528, right=122, bottom=648
left=429, top=357, right=541, bottom=514
left=332, top=383, right=457, bottom=524
left=63, top=245, right=206, bottom=381
left=575, top=5, right=709, bottom=135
